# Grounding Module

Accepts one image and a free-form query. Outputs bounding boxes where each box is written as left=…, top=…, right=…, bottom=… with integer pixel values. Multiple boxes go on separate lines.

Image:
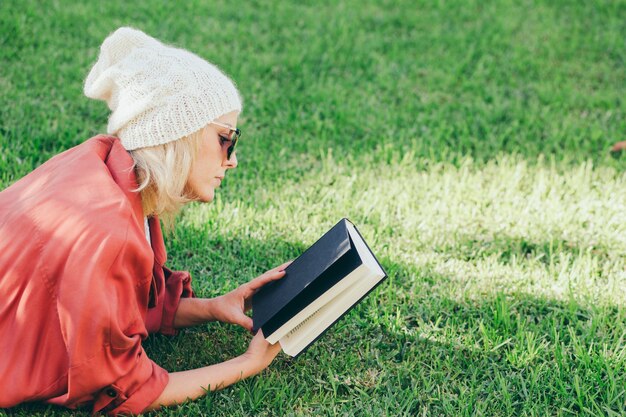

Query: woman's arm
left=145, top=331, right=281, bottom=411
left=173, top=262, right=291, bottom=330
left=160, top=264, right=290, bottom=409
left=173, top=297, right=218, bottom=328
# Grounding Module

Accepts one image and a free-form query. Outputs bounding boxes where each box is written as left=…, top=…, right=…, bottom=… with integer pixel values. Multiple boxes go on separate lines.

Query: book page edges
left=279, top=266, right=385, bottom=356
left=260, top=243, right=361, bottom=336
left=277, top=225, right=387, bottom=356
left=252, top=220, right=352, bottom=331
left=346, top=221, right=386, bottom=278
left=266, top=262, right=368, bottom=343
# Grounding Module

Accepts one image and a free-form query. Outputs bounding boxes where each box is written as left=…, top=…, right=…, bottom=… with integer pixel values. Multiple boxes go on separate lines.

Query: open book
left=252, top=218, right=387, bottom=357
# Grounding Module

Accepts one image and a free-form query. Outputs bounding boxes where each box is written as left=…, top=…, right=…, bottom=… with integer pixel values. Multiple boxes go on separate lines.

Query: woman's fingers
left=274, top=260, right=293, bottom=272
left=240, top=261, right=294, bottom=314
left=247, top=268, right=286, bottom=291
left=246, top=261, right=293, bottom=291
left=238, top=315, right=253, bottom=332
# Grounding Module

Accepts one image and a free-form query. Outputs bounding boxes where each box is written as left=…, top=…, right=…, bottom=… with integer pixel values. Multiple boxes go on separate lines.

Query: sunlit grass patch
left=180, top=153, right=626, bottom=307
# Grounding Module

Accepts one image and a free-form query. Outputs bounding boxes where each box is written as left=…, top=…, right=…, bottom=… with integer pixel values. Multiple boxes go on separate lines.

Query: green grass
left=2, top=0, right=626, bottom=415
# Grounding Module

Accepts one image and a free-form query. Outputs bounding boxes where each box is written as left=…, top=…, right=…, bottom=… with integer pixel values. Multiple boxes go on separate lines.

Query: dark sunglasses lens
left=227, top=130, right=240, bottom=160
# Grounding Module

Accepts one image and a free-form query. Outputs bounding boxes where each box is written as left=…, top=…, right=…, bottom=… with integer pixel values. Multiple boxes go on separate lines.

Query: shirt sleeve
left=158, top=266, right=195, bottom=335
left=90, top=347, right=168, bottom=416
left=145, top=265, right=194, bottom=335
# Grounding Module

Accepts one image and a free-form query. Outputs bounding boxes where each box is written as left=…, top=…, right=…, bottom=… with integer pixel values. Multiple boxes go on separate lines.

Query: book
left=252, top=218, right=387, bottom=357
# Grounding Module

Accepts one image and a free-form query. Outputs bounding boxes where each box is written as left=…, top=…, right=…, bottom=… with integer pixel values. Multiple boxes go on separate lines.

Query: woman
left=0, top=27, right=285, bottom=415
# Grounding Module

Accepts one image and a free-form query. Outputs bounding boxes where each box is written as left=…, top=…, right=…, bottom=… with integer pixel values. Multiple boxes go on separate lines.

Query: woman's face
left=186, top=110, right=239, bottom=202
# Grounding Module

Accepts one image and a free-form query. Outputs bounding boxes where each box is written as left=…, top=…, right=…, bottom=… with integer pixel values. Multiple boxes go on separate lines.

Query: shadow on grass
left=5, top=223, right=626, bottom=416
left=158, top=223, right=626, bottom=415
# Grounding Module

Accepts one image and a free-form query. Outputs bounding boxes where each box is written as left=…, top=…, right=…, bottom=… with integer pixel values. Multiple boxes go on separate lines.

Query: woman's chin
left=198, top=188, right=215, bottom=203
left=186, top=187, right=214, bottom=203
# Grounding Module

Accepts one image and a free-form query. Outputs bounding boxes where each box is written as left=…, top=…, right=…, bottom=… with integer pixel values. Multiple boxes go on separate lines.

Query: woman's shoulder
left=0, top=134, right=148, bottom=268
left=2, top=134, right=142, bottom=226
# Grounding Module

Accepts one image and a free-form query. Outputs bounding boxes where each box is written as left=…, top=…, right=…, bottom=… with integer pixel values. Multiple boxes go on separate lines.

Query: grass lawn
left=2, top=0, right=626, bottom=415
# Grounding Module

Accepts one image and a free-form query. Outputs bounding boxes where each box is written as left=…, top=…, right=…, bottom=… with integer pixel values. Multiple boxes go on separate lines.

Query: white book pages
left=273, top=221, right=386, bottom=357
left=279, top=267, right=383, bottom=356
left=345, top=222, right=385, bottom=278
left=266, top=263, right=367, bottom=344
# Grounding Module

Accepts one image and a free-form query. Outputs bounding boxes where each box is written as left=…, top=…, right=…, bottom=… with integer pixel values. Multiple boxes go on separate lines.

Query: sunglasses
left=210, top=121, right=241, bottom=161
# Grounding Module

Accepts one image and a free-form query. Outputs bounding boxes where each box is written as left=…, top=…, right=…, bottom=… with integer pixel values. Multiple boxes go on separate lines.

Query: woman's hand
left=241, top=329, right=283, bottom=374
left=147, top=329, right=282, bottom=411
left=209, top=261, right=291, bottom=331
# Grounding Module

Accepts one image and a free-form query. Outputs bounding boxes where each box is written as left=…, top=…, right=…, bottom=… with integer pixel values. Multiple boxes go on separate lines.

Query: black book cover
left=293, top=224, right=388, bottom=356
left=252, top=218, right=362, bottom=334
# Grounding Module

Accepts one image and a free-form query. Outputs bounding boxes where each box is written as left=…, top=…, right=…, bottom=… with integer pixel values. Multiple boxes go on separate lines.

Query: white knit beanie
left=84, top=27, right=242, bottom=150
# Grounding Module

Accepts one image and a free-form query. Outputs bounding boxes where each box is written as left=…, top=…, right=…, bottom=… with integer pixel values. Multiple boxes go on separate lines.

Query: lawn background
left=1, top=0, right=626, bottom=416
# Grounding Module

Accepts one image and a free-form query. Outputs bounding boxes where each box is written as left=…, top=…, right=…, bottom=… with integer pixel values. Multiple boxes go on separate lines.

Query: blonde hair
left=129, top=127, right=206, bottom=231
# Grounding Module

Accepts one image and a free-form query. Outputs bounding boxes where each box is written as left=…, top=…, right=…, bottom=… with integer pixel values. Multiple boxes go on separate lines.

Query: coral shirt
left=0, top=136, right=193, bottom=415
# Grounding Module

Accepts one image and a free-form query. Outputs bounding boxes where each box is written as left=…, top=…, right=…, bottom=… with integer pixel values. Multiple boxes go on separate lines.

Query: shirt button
left=106, top=388, right=118, bottom=398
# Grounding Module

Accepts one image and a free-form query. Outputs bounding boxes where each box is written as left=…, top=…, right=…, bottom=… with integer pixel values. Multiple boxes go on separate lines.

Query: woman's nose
left=225, top=152, right=238, bottom=168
